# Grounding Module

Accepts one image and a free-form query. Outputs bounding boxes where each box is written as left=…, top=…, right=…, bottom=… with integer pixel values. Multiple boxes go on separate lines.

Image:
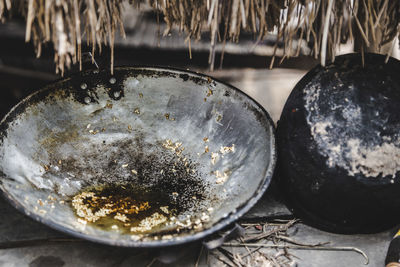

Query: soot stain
left=45, top=133, right=209, bottom=234
left=179, top=74, right=189, bottom=81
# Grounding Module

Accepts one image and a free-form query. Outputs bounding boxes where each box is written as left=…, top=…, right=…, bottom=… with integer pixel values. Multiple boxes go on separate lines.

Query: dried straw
left=0, top=0, right=399, bottom=74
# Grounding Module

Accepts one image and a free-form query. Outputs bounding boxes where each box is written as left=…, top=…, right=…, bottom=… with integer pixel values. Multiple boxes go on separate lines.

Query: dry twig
left=224, top=243, right=369, bottom=265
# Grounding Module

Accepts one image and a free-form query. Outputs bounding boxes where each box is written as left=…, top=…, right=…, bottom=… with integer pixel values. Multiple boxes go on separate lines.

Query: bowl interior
left=0, top=67, right=275, bottom=246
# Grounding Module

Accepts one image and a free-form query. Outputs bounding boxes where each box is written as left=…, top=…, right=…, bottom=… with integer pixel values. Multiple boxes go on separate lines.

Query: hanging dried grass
left=0, top=0, right=125, bottom=75
left=0, top=0, right=399, bottom=73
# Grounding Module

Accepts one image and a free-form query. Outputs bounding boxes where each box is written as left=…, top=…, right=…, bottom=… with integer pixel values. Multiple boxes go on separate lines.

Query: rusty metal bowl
left=0, top=67, right=276, bottom=247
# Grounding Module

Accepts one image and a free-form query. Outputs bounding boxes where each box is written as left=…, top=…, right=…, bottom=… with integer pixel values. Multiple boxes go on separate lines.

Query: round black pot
left=277, top=53, right=400, bottom=234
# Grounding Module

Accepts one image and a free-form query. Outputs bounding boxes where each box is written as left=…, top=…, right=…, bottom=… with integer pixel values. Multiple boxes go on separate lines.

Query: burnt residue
left=71, top=183, right=178, bottom=234
left=179, top=74, right=189, bottom=81
left=43, top=131, right=209, bottom=234
left=277, top=53, right=400, bottom=234
left=133, top=69, right=209, bottom=86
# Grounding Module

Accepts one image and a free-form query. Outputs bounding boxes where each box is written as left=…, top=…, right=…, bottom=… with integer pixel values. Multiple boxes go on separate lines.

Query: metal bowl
left=0, top=67, right=276, bottom=247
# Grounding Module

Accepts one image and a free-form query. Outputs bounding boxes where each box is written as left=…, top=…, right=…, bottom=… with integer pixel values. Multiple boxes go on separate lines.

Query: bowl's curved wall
left=0, top=67, right=276, bottom=246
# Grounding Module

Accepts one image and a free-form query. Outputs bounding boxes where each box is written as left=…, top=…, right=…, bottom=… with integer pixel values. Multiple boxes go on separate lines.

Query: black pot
left=277, top=53, right=400, bottom=234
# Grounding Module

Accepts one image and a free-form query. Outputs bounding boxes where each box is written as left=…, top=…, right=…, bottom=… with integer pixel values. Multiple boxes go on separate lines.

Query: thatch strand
left=0, top=0, right=125, bottom=75
left=0, top=0, right=399, bottom=74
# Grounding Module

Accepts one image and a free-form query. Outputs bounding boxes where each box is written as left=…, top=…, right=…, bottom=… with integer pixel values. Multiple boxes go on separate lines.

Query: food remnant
left=162, top=235, right=173, bottom=240
left=201, top=212, right=210, bottom=222
left=39, top=209, right=47, bottom=214
left=162, top=139, right=185, bottom=156
left=164, top=113, right=176, bottom=121
left=69, top=183, right=211, bottom=236
left=72, top=190, right=151, bottom=223
left=211, top=152, right=219, bottom=165
left=114, top=213, right=129, bottom=222
left=160, top=206, right=169, bottom=214
left=134, top=108, right=140, bottom=114
left=204, top=146, right=209, bottom=153
left=130, top=235, right=142, bottom=241
left=214, top=170, right=231, bottom=184
left=77, top=218, right=87, bottom=225
left=89, top=129, right=99, bottom=135
left=106, top=101, right=113, bottom=109
left=216, top=113, right=223, bottom=122
left=130, top=212, right=167, bottom=233
left=220, top=144, right=235, bottom=155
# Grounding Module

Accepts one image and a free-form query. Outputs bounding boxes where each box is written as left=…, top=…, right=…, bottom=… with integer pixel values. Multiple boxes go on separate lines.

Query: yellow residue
left=214, top=170, right=231, bottom=184
left=211, top=152, right=219, bottom=165
left=114, top=213, right=129, bottom=222
left=130, top=212, right=167, bottom=233
left=160, top=206, right=169, bottom=214
left=106, top=101, right=113, bottom=109
left=162, top=139, right=185, bottom=156
left=72, top=191, right=150, bottom=223
left=220, top=144, right=235, bottom=154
